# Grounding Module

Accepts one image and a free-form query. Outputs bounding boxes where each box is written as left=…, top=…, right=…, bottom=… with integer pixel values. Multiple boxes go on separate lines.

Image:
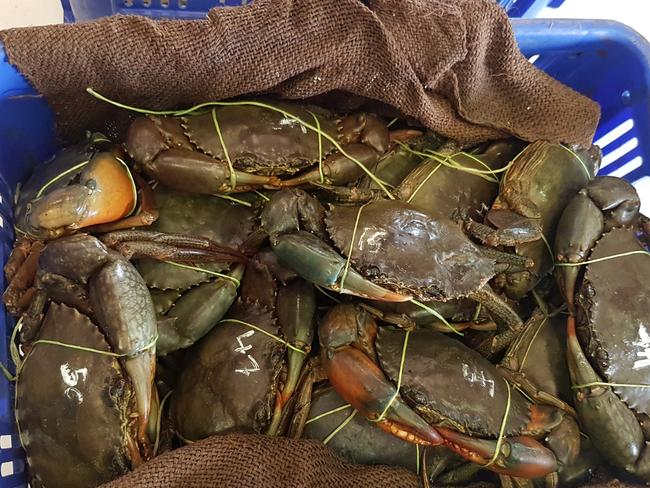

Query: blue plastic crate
left=58, top=0, right=564, bottom=21
left=0, top=16, right=649, bottom=487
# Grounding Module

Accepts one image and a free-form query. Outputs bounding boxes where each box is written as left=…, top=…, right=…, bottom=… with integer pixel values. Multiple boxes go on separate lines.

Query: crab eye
left=25, top=203, right=32, bottom=215
left=85, top=179, right=97, bottom=191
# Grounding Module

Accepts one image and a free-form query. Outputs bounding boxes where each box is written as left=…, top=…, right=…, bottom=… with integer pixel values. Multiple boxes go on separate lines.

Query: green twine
left=175, top=431, right=196, bottom=445
left=416, top=444, right=420, bottom=475
left=31, top=335, right=158, bottom=358
left=0, top=364, right=15, bottom=382
left=36, top=160, right=90, bottom=198
left=406, top=162, right=442, bottom=203
left=164, top=261, right=241, bottom=286
left=305, top=403, right=352, bottom=425
left=254, top=190, right=271, bottom=202
left=556, top=250, right=649, bottom=267
left=572, top=381, right=650, bottom=390
left=323, top=409, right=358, bottom=445
left=309, top=111, right=325, bottom=184
left=472, top=303, right=482, bottom=322
left=211, top=108, right=237, bottom=191
left=314, top=284, right=341, bottom=303
left=372, top=329, right=410, bottom=423
left=386, top=117, right=399, bottom=128
left=85, top=88, right=394, bottom=199
left=483, top=379, right=511, bottom=468
left=557, top=144, right=593, bottom=181
left=218, top=318, right=307, bottom=355
left=519, top=315, right=548, bottom=371
left=213, top=193, right=253, bottom=207
left=410, top=299, right=462, bottom=336
left=395, top=140, right=504, bottom=183
left=339, top=203, right=368, bottom=294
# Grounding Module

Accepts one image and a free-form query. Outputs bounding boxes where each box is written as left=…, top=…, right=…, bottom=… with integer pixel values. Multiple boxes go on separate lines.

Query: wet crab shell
left=16, top=303, right=136, bottom=488
left=171, top=300, right=285, bottom=441
left=135, top=186, right=256, bottom=291
left=576, top=228, right=650, bottom=416
left=182, top=102, right=338, bottom=176
left=326, top=200, right=495, bottom=301
left=376, top=327, right=548, bottom=439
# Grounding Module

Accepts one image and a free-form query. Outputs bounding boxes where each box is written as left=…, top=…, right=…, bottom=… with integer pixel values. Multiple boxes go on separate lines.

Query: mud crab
left=396, top=140, right=522, bottom=222
left=125, top=101, right=393, bottom=193
left=555, top=176, right=650, bottom=481
left=317, top=304, right=580, bottom=484
left=466, top=141, right=601, bottom=299
left=129, top=185, right=256, bottom=355
left=4, top=133, right=158, bottom=316
left=261, top=189, right=523, bottom=334
left=14, top=234, right=158, bottom=487
left=172, top=251, right=316, bottom=441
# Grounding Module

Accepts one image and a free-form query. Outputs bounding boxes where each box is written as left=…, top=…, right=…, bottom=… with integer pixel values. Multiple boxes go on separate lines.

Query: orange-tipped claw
left=437, top=427, right=557, bottom=479
left=324, top=346, right=442, bottom=446
left=75, top=152, right=137, bottom=228
left=320, top=306, right=442, bottom=447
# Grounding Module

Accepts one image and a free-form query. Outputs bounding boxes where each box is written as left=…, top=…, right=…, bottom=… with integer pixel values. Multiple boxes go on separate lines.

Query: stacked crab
left=3, top=99, right=648, bottom=488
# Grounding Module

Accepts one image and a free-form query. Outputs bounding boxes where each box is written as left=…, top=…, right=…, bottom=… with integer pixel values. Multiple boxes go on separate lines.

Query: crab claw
left=320, top=305, right=441, bottom=446
left=279, top=143, right=379, bottom=188
left=436, top=427, right=557, bottom=479
left=24, top=152, right=136, bottom=238
left=271, top=231, right=411, bottom=302
left=554, top=190, right=604, bottom=309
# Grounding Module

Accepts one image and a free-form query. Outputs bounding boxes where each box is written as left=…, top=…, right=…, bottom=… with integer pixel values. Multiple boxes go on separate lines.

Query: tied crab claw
left=260, top=188, right=410, bottom=302
left=317, top=304, right=576, bottom=481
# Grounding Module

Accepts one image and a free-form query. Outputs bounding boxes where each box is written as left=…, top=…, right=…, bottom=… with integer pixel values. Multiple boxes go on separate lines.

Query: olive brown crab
left=14, top=234, right=158, bottom=487
left=125, top=101, right=395, bottom=194
left=555, top=176, right=650, bottom=481
left=171, top=249, right=316, bottom=441
left=317, top=304, right=581, bottom=484
left=466, top=141, right=601, bottom=299
left=3, top=132, right=158, bottom=317
left=261, top=188, right=523, bottom=336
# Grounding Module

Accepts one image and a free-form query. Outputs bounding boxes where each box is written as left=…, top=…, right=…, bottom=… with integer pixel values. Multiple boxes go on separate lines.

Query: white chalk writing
left=60, top=364, right=88, bottom=404
left=633, top=325, right=650, bottom=369
left=234, top=330, right=260, bottom=376
left=462, top=363, right=495, bottom=397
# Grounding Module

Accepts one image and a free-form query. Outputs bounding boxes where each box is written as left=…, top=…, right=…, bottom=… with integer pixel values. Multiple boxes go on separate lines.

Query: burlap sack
left=0, top=0, right=629, bottom=486
left=97, top=434, right=644, bottom=488
left=0, top=0, right=599, bottom=147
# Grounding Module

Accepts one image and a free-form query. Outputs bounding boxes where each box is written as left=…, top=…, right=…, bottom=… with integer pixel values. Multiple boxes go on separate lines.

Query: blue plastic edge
left=59, top=0, right=559, bottom=22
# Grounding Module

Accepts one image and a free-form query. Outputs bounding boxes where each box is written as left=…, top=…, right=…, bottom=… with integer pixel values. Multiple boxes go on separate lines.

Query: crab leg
left=280, top=144, right=380, bottom=187
left=2, top=240, right=44, bottom=315
left=465, top=214, right=542, bottom=247
left=101, top=230, right=248, bottom=263
left=554, top=191, right=604, bottom=310
left=325, top=345, right=442, bottom=446
left=156, top=264, right=244, bottom=356
left=4, top=237, right=33, bottom=281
